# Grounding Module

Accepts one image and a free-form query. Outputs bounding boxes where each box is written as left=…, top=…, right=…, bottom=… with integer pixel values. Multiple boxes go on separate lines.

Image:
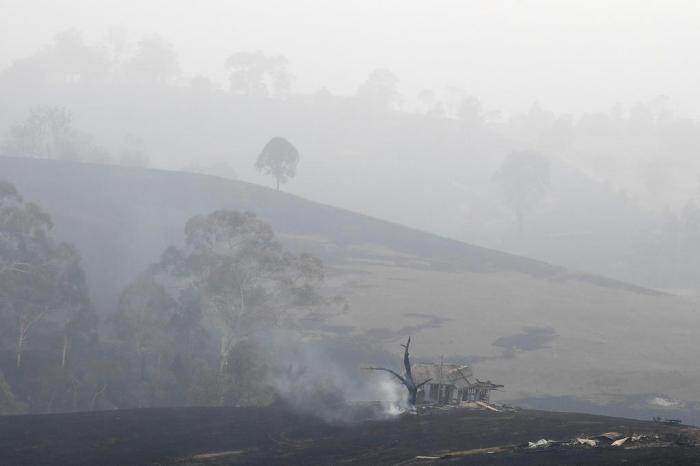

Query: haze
left=3, top=0, right=700, bottom=116
left=3, top=1, right=700, bottom=459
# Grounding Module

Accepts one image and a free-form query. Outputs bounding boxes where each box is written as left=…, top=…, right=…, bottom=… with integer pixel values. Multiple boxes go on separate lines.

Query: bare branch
left=401, top=336, right=414, bottom=383
left=363, top=367, right=407, bottom=386
left=456, top=367, right=472, bottom=386
left=415, top=378, right=432, bottom=390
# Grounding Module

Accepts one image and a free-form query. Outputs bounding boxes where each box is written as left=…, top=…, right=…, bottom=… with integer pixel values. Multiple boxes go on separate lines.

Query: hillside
left=1, top=156, right=699, bottom=418
left=0, top=156, right=650, bottom=309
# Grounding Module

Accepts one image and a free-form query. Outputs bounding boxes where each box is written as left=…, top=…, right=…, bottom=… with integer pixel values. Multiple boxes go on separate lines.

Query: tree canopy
left=0, top=180, right=96, bottom=371
left=111, top=210, right=331, bottom=406
left=255, top=137, right=299, bottom=191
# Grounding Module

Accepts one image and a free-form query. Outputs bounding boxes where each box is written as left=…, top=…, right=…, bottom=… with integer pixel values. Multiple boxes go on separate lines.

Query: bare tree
left=365, top=337, right=431, bottom=406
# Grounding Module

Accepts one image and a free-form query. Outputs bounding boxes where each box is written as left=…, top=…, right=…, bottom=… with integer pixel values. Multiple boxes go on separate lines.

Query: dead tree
left=365, top=337, right=431, bottom=406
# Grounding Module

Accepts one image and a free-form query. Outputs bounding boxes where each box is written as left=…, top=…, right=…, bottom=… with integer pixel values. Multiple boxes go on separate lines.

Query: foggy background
left=4, top=0, right=700, bottom=116
left=3, top=0, right=700, bottom=293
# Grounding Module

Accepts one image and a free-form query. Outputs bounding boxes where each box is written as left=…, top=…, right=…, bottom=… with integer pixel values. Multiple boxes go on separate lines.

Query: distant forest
left=1, top=32, right=700, bottom=289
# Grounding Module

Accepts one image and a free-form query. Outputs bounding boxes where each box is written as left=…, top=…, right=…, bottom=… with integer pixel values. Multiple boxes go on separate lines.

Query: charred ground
left=1, top=406, right=699, bottom=465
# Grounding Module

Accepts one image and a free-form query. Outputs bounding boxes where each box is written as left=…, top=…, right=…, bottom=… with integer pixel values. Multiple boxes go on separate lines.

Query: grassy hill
left=1, top=156, right=699, bottom=416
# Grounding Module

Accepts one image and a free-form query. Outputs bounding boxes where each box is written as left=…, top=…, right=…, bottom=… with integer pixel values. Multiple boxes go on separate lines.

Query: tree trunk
left=218, top=334, right=234, bottom=406
left=16, top=326, right=25, bottom=369
left=61, top=334, right=68, bottom=368
left=90, top=384, right=107, bottom=411
left=364, top=337, right=431, bottom=406
left=407, top=385, right=419, bottom=406
left=16, top=308, right=48, bottom=369
left=218, top=334, right=231, bottom=377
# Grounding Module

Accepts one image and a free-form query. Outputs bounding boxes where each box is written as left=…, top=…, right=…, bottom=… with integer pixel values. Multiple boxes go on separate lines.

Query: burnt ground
left=1, top=405, right=699, bottom=465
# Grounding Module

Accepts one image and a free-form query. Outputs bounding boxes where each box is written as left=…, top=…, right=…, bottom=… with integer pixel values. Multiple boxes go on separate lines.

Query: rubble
left=528, top=438, right=556, bottom=448
left=576, top=437, right=597, bottom=447
left=592, top=432, right=625, bottom=444
left=516, top=430, right=694, bottom=454
left=416, top=400, right=515, bottom=415
left=417, top=429, right=698, bottom=463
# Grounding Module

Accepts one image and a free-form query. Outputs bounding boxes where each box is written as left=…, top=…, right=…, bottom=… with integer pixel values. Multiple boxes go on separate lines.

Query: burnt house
left=412, top=363, right=503, bottom=404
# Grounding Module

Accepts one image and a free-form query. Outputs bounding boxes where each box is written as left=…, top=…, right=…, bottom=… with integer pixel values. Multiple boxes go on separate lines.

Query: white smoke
left=260, top=330, right=408, bottom=423
left=376, top=378, right=408, bottom=416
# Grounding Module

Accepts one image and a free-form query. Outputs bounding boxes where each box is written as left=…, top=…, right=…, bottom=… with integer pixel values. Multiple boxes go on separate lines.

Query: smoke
left=260, top=331, right=408, bottom=424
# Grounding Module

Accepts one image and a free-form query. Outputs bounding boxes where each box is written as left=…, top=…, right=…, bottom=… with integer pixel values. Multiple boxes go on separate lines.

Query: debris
left=476, top=401, right=501, bottom=412
left=611, top=437, right=629, bottom=447
left=528, top=438, right=554, bottom=448
left=575, top=438, right=598, bottom=447
left=592, top=432, right=624, bottom=444
left=411, top=362, right=503, bottom=405
left=192, top=450, right=244, bottom=459
left=420, top=429, right=692, bottom=462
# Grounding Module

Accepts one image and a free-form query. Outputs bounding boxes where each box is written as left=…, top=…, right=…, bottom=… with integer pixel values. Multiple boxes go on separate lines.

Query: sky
left=1, top=0, right=700, bottom=116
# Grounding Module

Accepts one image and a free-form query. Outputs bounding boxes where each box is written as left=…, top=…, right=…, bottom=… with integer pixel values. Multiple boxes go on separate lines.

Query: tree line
left=0, top=181, right=337, bottom=414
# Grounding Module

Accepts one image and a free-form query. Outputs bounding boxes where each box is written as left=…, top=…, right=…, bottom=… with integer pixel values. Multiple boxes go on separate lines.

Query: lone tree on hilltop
left=365, top=337, right=431, bottom=406
left=256, top=137, right=299, bottom=191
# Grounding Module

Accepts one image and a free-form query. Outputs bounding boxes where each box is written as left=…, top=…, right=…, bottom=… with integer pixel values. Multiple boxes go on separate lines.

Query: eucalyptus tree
left=0, top=107, right=112, bottom=163
left=180, top=211, right=323, bottom=378
left=0, top=181, right=95, bottom=369
left=114, top=210, right=329, bottom=405
left=112, top=275, right=177, bottom=381
left=0, top=107, right=73, bottom=159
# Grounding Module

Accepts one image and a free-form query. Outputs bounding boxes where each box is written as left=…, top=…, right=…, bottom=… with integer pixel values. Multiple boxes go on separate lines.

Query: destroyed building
left=412, top=363, right=503, bottom=405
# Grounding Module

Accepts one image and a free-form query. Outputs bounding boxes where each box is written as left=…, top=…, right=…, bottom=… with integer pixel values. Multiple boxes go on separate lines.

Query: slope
left=0, top=156, right=697, bottom=411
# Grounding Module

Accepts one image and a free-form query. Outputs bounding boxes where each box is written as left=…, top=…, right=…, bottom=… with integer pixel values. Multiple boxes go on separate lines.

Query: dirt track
left=0, top=406, right=699, bottom=465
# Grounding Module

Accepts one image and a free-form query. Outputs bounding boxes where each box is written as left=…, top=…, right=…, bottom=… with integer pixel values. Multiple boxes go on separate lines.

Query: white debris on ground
left=414, top=431, right=696, bottom=461
left=417, top=401, right=517, bottom=414
left=524, top=431, right=695, bottom=451
left=528, top=438, right=555, bottom=448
